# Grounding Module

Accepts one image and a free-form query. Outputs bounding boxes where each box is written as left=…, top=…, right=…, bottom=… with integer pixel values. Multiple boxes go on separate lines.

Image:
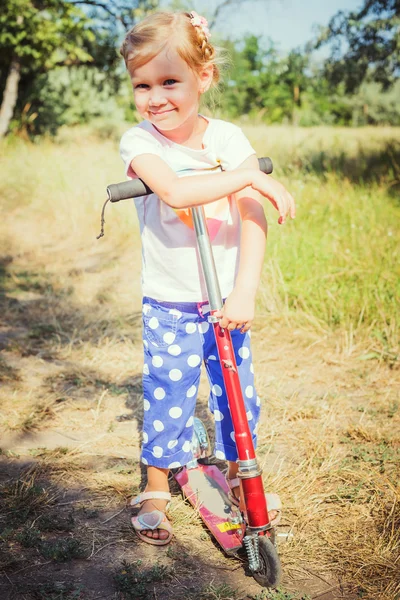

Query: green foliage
left=40, top=537, right=87, bottom=561
left=316, top=0, right=400, bottom=92
left=19, top=66, right=125, bottom=135
left=114, top=560, right=172, bottom=599
left=220, top=37, right=302, bottom=123
left=351, top=80, right=400, bottom=125
left=0, top=0, right=159, bottom=136
left=20, top=581, right=85, bottom=599
left=218, top=35, right=400, bottom=126
left=16, top=526, right=42, bottom=547
left=0, top=0, right=95, bottom=74
left=250, top=588, right=310, bottom=600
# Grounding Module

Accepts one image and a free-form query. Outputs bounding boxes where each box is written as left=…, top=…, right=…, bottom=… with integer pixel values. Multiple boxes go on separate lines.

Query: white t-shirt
left=119, top=117, right=256, bottom=302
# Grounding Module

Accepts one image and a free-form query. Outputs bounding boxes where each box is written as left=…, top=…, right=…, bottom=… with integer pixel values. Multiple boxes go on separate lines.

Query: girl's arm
left=215, top=154, right=268, bottom=331
left=130, top=153, right=295, bottom=224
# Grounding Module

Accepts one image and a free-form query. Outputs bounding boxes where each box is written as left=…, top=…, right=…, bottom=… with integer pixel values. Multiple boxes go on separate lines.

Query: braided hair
left=120, top=11, right=223, bottom=88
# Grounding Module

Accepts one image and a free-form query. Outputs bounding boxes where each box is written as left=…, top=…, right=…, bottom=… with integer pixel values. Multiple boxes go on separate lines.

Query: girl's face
left=130, top=45, right=211, bottom=137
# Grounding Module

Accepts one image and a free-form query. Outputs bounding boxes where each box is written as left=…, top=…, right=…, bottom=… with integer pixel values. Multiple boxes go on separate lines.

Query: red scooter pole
left=213, top=323, right=269, bottom=528
left=191, top=205, right=270, bottom=531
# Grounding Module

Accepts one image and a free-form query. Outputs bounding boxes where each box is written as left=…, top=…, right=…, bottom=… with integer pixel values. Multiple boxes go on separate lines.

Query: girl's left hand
left=213, top=288, right=255, bottom=333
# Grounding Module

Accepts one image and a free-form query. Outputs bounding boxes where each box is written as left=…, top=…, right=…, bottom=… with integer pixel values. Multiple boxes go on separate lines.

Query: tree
left=218, top=36, right=312, bottom=124
left=0, top=0, right=94, bottom=137
left=316, top=0, right=400, bottom=93
left=0, top=0, right=160, bottom=138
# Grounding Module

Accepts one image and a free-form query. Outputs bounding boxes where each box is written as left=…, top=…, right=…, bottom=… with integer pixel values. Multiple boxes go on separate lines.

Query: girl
left=119, top=10, right=295, bottom=545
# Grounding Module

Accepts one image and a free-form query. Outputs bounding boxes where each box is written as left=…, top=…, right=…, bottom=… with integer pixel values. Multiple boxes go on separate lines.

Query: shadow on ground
left=285, top=141, right=400, bottom=198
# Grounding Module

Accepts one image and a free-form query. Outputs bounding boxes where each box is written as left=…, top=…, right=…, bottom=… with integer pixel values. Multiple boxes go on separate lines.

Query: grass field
left=0, top=124, right=399, bottom=600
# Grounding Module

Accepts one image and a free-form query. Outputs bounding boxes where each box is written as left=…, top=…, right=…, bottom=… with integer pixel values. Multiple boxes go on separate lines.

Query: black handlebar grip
left=106, top=157, right=273, bottom=202
left=107, top=179, right=153, bottom=202
left=258, top=156, right=273, bottom=175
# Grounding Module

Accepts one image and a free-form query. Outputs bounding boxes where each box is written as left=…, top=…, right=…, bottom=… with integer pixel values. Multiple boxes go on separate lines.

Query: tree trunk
left=0, top=57, right=21, bottom=138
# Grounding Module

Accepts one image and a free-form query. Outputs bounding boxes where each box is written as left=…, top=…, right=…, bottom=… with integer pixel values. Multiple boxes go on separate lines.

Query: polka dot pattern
left=198, top=321, right=209, bottom=334
left=212, top=384, right=223, bottom=397
left=148, top=317, right=159, bottom=329
left=245, top=385, right=254, bottom=398
left=163, top=331, right=175, bottom=345
left=182, top=440, right=191, bottom=452
left=154, top=387, right=166, bottom=400
left=153, top=446, right=163, bottom=458
left=187, top=354, right=201, bottom=367
left=238, top=346, right=250, bottom=359
left=168, top=461, right=181, bottom=468
left=168, top=344, right=181, bottom=356
left=169, top=407, right=182, bottom=419
left=140, top=299, right=258, bottom=468
left=169, top=368, right=182, bottom=381
left=152, top=356, right=163, bottom=368
left=214, top=409, right=224, bottom=421
left=186, top=385, right=197, bottom=398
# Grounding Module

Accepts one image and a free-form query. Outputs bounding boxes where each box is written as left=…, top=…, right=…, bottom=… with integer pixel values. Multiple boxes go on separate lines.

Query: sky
left=198, top=0, right=364, bottom=52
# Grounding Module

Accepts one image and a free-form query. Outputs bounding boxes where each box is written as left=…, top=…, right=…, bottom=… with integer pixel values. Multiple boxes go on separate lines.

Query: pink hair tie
left=190, top=11, right=211, bottom=41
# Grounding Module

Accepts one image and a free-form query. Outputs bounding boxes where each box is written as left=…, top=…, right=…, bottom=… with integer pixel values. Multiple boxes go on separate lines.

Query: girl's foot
left=131, top=466, right=171, bottom=543
left=227, top=463, right=281, bottom=525
left=138, top=487, right=170, bottom=541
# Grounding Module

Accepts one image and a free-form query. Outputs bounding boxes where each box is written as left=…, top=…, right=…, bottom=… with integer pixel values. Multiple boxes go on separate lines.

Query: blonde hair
left=120, top=11, right=223, bottom=87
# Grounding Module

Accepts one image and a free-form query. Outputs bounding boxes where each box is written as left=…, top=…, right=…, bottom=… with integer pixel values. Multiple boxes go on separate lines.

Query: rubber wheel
left=252, top=536, right=282, bottom=588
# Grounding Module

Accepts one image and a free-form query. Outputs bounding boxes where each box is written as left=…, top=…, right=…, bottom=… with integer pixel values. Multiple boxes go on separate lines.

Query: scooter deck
left=174, top=463, right=245, bottom=554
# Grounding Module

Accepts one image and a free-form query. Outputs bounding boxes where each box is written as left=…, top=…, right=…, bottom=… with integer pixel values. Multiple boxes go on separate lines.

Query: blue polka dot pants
left=141, top=297, right=260, bottom=469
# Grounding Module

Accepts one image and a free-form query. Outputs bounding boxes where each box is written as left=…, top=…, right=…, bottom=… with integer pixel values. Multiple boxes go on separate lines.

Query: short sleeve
left=216, top=122, right=256, bottom=171
left=120, top=126, right=163, bottom=178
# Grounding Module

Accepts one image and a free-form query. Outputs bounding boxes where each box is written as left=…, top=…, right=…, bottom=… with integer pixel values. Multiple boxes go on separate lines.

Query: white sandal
left=226, top=476, right=282, bottom=527
left=130, top=491, right=173, bottom=546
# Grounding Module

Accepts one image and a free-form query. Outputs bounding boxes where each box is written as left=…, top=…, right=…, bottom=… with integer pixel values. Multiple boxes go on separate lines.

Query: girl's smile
left=130, top=45, right=211, bottom=144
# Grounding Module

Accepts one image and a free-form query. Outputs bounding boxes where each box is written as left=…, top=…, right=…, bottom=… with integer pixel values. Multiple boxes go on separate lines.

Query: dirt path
left=0, top=233, right=398, bottom=600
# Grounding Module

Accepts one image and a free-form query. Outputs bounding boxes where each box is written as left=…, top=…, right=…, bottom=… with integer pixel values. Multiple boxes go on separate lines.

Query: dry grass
left=0, top=125, right=399, bottom=599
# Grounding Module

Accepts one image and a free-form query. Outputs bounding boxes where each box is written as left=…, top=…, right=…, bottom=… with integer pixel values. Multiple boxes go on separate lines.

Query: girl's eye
left=164, top=79, right=177, bottom=86
left=134, top=83, right=148, bottom=90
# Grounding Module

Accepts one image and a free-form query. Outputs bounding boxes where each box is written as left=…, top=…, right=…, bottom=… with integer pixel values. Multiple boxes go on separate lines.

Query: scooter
left=98, top=157, right=281, bottom=588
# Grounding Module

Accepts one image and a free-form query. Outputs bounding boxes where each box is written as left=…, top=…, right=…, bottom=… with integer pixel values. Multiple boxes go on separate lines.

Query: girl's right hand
left=252, top=171, right=296, bottom=224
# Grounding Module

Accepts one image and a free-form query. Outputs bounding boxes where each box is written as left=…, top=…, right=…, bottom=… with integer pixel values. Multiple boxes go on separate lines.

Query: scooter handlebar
left=107, top=157, right=273, bottom=202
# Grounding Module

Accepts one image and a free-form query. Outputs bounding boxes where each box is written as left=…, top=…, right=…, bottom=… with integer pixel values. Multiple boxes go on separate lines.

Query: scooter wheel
left=252, top=536, right=282, bottom=588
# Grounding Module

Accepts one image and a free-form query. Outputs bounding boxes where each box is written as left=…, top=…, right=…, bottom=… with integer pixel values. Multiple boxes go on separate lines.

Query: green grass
left=12, top=582, right=85, bottom=600
left=249, top=589, right=311, bottom=600
left=260, top=176, right=399, bottom=348
left=2, top=124, right=398, bottom=356
left=114, top=560, right=173, bottom=599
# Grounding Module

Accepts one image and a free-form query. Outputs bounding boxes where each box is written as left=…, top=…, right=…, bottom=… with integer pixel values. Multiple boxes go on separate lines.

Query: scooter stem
left=191, top=205, right=270, bottom=530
